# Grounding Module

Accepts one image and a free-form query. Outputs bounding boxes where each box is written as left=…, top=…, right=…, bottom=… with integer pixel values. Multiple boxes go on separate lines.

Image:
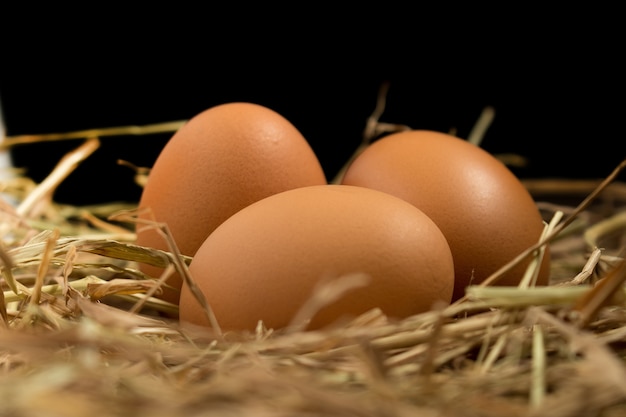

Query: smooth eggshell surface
left=341, top=130, right=550, bottom=301
left=179, top=184, right=455, bottom=332
left=136, top=102, right=327, bottom=307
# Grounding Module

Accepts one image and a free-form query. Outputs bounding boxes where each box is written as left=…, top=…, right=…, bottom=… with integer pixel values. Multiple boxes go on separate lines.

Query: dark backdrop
left=1, top=36, right=623, bottom=205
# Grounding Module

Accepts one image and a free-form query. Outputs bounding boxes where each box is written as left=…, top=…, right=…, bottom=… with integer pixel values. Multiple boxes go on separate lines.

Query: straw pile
left=1, top=114, right=625, bottom=416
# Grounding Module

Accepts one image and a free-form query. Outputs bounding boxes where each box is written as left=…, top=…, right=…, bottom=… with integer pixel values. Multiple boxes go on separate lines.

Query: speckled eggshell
left=179, top=184, right=455, bottom=332
left=341, top=130, right=550, bottom=301
left=135, top=102, right=327, bottom=307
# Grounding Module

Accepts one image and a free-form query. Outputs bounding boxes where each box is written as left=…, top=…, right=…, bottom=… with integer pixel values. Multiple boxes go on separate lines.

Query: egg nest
left=1, top=134, right=626, bottom=417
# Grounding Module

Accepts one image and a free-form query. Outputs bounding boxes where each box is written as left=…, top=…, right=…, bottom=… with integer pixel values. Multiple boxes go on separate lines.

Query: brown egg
left=179, top=184, right=455, bottom=332
left=136, top=102, right=327, bottom=307
left=341, top=130, right=550, bottom=301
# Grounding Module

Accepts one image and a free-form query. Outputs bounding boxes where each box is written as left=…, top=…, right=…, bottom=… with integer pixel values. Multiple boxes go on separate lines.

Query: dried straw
left=1, top=102, right=625, bottom=416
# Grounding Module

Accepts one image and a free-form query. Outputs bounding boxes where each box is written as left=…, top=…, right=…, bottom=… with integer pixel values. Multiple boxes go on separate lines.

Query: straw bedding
left=1, top=116, right=625, bottom=416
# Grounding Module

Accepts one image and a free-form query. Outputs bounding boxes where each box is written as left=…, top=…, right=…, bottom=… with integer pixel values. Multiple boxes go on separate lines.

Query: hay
left=1, top=114, right=626, bottom=416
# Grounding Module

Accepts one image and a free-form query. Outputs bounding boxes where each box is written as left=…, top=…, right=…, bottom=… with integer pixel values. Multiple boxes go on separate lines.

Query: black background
left=1, top=21, right=623, bottom=205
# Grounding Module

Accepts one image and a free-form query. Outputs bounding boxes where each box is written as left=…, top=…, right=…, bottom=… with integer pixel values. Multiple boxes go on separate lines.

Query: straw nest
left=1, top=102, right=626, bottom=416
